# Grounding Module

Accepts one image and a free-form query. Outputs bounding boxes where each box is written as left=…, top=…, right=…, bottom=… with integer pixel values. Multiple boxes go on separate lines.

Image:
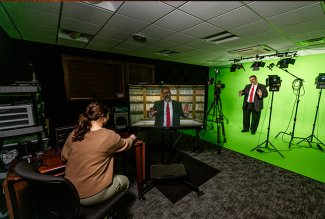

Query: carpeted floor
left=116, top=130, right=325, bottom=218
left=143, top=146, right=220, bottom=203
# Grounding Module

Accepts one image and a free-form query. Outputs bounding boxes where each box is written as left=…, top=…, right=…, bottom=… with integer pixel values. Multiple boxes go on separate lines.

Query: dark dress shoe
left=251, top=131, right=256, bottom=135
left=241, top=130, right=249, bottom=132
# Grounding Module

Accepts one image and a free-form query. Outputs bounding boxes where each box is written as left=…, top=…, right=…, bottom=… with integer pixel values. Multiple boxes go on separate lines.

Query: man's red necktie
left=166, top=102, right=170, bottom=127
left=249, top=85, right=255, bottom=103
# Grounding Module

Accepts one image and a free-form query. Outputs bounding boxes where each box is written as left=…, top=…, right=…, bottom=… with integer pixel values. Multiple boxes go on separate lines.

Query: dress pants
left=243, top=103, right=261, bottom=132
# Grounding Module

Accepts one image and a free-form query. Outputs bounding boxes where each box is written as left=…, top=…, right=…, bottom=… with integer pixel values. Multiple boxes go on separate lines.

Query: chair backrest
left=14, top=160, right=80, bottom=218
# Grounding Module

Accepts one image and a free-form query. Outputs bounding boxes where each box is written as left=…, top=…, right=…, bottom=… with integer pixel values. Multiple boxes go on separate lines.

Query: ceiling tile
left=160, top=33, right=196, bottom=45
left=96, top=26, right=132, bottom=41
left=60, top=17, right=101, bottom=35
left=6, top=6, right=59, bottom=27
left=208, top=5, right=261, bottom=30
left=138, top=24, right=177, bottom=40
left=247, top=1, right=318, bottom=18
left=230, top=20, right=273, bottom=37
left=19, top=31, right=56, bottom=44
left=267, top=3, right=324, bottom=28
left=182, top=22, right=224, bottom=39
left=103, top=13, right=150, bottom=33
left=57, top=37, right=87, bottom=48
left=289, top=28, right=325, bottom=42
left=154, top=9, right=203, bottom=32
left=2, top=1, right=61, bottom=15
left=117, top=1, right=174, bottom=23
left=179, top=1, right=243, bottom=21
left=62, top=2, right=114, bottom=26
left=86, top=36, right=120, bottom=51
left=281, top=17, right=325, bottom=36
left=162, top=1, right=187, bottom=8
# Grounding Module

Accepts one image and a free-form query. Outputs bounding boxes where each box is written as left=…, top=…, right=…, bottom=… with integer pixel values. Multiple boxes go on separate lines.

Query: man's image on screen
left=148, top=86, right=190, bottom=127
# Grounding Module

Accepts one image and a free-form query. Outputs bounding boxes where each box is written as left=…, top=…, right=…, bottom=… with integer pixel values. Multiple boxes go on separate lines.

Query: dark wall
left=2, top=38, right=208, bottom=139
left=0, top=27, right=10, bottom=68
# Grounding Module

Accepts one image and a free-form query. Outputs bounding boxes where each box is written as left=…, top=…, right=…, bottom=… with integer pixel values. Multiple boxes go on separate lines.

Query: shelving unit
left=129, top=85, right=206, bottom=125
left=0, top=86, right=43, bottom=148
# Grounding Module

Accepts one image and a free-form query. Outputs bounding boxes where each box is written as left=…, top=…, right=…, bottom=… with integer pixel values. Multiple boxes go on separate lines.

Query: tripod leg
left=268, top=141, right=284, bottom=158
left=251, top=140, right=267, bottom=151
left=221, top=121, right=226, bottom=143
left=311, top=136, right=325, bottom=152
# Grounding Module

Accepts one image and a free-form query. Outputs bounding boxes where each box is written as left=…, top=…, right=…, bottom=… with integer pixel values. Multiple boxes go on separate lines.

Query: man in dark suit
left=239, top=75, right=268, bottom=134
left=148, top=86, right=189, bottom=127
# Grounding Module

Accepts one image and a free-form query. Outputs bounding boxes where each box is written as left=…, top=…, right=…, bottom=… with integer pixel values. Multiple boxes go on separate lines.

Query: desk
left=3, top=139, right=146, bottom=219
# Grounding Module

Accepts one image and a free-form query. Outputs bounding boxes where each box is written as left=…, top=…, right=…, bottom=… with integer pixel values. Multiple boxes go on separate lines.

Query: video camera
left=266, top=75, right=281, bottom=91
left=207, top=77, right=225, bottom=96
left=207, top=77, right=225, bottom=88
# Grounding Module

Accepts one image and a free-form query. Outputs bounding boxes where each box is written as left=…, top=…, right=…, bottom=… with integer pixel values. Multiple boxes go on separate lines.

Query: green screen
left=185, top=53, right=325, bottom=183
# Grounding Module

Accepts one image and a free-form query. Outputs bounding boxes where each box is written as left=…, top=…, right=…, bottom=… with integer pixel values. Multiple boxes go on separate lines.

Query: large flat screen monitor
left=128, top=84, right=207, bottom=129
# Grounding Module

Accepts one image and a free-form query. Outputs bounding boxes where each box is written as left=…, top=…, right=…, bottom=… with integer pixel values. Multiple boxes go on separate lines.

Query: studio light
left=277, top=58, right=296, bottom=68
left=315, top=73, right=325, bottom=89
left=266, top=75, right=282, bottom=91
left=250, top=61, right=265, bottom=71
left=230, top=63, right=245, bottom=72
left=230, top=64, right=237, bottom=72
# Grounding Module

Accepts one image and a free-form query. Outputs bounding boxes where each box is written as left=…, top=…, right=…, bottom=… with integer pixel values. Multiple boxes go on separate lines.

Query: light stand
left=274, top=67, right=305, bottom=148
left=297, top=88, right=325, bottom=151
left=251, top=90, right=284, bottom=158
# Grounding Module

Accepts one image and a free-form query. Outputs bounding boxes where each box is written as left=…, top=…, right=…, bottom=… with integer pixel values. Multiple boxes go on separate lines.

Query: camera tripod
left=275, top=73, right=305, bottom=148
left=205, top=89, right=228, bottom=154
left=297, top=89, right=324, bottom=152
left=251, top=91, right=284, bottom=158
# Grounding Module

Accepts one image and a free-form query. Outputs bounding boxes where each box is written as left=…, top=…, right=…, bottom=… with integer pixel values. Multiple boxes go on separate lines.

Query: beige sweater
left=61, top=128, right=133, bottom=198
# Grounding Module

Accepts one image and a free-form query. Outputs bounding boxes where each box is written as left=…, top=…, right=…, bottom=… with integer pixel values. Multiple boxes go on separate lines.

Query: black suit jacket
left=151, top=100, right=187, bottom=127
left=241, top=83, right=268, bottom=112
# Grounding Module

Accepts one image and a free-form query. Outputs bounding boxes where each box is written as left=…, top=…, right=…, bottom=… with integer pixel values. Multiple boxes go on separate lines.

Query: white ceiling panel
left=289, top=28, right=325, bottom=42
left=267, top=3, right=324, bottom=28
left=0, top=1, right=325, bottom=67
left=179, top=1, right=243, bottom=21
left=96, top=26, right=131, bottom=41
left=138, top=25, right=177, bottom=40
left=230, top=20, right=274, bottom=37
left=103, top=13, right=150, bottom=33
left=280, top=17, right=325, bottom=37
left=208, top=5, right=261, bottom=30
left=160, top=33, right=196, bottom=45
left=247, top=1, right=317, bottom=18
left=117, top=1, right=174, bottom=23
left=62, top=2, right=114, bottom=26
left=181, top=22, right=224, bottom=39
left=154, top=9, right=203, bottom=32
left=163, top=1, right=187, bottom=8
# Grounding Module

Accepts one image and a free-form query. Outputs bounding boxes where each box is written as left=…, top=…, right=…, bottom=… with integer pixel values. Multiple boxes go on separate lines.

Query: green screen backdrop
left=185, top=53, right=325, bottom=183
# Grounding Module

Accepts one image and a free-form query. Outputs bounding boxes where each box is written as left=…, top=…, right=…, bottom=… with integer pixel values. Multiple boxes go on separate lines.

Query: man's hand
left=238, top=90, right=244, bottom=96
left=257, top=89, right=262, bottom=98
left=148, top=107, right=157, bottom=118
left=183, top=104, right=190, bottom=114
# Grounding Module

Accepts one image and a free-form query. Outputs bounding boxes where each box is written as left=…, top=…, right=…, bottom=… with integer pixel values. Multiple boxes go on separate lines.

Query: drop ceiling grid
left=0, top=1, right=325, bottom=67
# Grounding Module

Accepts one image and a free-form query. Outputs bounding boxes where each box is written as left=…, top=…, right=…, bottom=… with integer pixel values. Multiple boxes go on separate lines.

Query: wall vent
left=228, top=45, right=276, bottom=56
left=202, top=31, right=239, bottom=44
left=157, top=50, right=179, bottom=56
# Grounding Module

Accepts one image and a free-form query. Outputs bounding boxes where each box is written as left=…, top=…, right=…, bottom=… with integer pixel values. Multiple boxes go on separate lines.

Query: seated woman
left=61, top=101, right=136, bottom=205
